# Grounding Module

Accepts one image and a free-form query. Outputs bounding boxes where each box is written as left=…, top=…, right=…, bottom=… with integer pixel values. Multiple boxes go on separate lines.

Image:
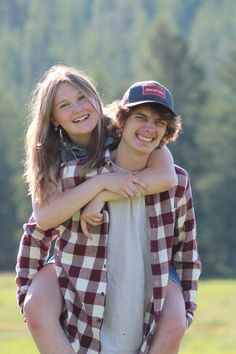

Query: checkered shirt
left=16, top=150, right=201, bottom=354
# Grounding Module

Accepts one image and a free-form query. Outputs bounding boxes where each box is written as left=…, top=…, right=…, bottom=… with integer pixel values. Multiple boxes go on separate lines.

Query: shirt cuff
left=186, top=312, right=194, bottom=328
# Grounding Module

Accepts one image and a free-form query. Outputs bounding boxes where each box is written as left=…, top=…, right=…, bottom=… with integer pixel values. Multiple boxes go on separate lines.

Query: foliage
left=195, top=47, right=236, bottom=277
left=141, top=20, right=209, bottom=173
left=0, top=91, right=25, bottom=269
left=0, top=0, right=235, bottom=277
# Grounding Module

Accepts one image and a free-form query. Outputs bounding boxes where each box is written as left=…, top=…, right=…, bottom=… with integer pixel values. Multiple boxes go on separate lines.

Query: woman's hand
left=98, top=172, right=147, bottom=198
left=80, top=195, right=106, bottom=239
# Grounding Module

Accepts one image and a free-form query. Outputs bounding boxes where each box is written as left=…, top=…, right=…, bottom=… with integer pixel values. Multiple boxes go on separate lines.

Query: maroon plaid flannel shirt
left=16, top=151, right=201, bottom=354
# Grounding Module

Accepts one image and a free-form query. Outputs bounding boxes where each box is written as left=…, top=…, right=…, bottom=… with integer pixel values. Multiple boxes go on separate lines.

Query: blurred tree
left=195, top=47, right=236, bottom=277
left=141, top=20, right=216, bottom=277
left=0, top=0, right=235, bottom=277
left=0, top=91, right=24, bottom=270
left=142, top=20, right=208, bottom=178
left=189, top=0, right=236, bottom=83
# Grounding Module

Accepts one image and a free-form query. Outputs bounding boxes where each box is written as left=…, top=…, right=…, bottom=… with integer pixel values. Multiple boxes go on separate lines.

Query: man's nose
left=144, top=120, right=156, bottom=130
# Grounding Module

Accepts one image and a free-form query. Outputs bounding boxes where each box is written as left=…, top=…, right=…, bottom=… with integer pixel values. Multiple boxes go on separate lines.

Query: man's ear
left=120, top=119, right=126, bottom=128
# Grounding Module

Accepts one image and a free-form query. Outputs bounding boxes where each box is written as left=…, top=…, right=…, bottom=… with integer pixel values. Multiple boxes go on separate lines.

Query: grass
left=0, top=272, right=36, bottom=354
left=0, top=273, right=236, bottom=354
left=180, top=279, right=236, bottom=354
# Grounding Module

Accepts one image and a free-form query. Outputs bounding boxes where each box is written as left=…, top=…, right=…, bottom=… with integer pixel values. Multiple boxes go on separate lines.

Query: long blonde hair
left=24, top=65, right=107, bottom=204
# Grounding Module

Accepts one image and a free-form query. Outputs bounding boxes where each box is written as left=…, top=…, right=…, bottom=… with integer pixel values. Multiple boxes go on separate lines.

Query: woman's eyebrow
left=56, top=99, right=68, bottom=106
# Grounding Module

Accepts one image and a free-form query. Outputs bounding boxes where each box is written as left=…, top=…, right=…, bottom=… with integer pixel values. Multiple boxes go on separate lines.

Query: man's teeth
left=73, top=115, right=89, bottom=123
left=137, top=134, right=153, bottom=142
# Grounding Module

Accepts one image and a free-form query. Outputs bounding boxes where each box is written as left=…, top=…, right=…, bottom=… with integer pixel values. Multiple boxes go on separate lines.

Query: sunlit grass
left=0, top=272, right=37, bottom=353
left=181, top=280, right=236, bottom=354
left=1, top=274, right=236, bottom=354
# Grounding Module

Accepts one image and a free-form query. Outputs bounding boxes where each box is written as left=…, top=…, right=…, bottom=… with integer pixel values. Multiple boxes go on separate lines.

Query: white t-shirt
left=100, top=164, right=153, bottom=354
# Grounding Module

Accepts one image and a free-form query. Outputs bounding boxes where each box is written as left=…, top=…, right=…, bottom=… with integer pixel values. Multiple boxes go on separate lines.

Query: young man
left=80, top=81, right=201, bottom=354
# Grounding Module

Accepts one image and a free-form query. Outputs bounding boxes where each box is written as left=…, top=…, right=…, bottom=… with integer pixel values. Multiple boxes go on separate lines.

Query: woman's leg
left=148, top=279, right=186, bottom=354
left=23, top=264, right=74, bottom=354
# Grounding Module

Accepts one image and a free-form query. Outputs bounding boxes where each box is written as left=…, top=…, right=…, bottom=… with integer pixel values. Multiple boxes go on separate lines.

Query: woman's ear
left=51, top=117, right=59, bottom=131
left=51, top=115, right=56, bottom=125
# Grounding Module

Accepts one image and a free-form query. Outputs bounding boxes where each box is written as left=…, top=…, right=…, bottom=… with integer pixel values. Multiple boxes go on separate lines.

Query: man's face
left=120, top=106, right=167, bottom=156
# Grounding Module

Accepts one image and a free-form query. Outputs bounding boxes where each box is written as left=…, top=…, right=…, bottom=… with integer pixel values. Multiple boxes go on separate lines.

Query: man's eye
left=156, top=120, right=166, bottom=126
left=136, top=115, right=146, bottom=120
left=78, top=95, right=85, bottom=101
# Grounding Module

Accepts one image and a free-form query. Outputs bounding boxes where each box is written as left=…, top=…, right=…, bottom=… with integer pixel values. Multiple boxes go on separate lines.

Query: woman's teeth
left=73, top=115, right=89, bottom=123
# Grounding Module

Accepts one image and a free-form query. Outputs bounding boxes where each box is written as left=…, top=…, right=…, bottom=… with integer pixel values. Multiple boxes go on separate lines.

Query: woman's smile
left=52, top=82, right=99, bottom=146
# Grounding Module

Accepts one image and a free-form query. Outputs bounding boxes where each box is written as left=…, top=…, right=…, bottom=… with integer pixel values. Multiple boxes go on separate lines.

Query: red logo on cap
left=142, top=84, right=166, bottom=99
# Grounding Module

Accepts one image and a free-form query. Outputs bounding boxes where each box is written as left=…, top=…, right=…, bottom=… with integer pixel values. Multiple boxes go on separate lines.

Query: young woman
left=16, top=66, right=191, bottom=354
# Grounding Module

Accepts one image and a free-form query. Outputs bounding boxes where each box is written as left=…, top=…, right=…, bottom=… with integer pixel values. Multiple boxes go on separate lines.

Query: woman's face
left=52, top=82, right=100, bottom=147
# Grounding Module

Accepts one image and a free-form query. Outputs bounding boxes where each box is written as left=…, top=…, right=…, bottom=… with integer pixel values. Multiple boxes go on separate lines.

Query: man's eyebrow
left=134, top=111, right=148, bottom=117
left=135, top=111, right=160, bottom=119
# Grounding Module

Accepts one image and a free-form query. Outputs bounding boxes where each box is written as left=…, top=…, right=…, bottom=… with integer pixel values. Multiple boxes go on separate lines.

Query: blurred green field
left=0, top=273, right=236, bottom=354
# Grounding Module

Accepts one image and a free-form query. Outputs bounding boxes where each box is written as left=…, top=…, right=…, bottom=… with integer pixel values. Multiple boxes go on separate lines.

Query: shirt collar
left=59, top=135, right=115, bottom=163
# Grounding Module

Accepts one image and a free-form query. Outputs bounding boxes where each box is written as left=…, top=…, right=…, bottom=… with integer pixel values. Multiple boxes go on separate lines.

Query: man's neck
left=111, top=143, right=149, bottom=172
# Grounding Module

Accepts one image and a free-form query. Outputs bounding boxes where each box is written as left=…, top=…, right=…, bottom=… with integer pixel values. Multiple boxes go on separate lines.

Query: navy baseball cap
left=122, top=81, right=176, bottom=116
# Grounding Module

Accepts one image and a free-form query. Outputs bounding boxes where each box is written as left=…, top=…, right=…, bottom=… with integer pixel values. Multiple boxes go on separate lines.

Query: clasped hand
left=80, top=194, right=105, bottom=239
left=80, top=172, right=147, bottom=239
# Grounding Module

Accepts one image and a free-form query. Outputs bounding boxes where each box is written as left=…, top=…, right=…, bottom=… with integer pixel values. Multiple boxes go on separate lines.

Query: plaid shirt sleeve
left=172, top=167, right=202, bottom=326
left=15, top=213, right=59, bottom=313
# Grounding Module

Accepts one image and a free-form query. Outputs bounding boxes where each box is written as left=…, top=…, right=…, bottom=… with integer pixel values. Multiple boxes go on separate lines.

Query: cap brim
left=124, top=100, right=176, bottom=116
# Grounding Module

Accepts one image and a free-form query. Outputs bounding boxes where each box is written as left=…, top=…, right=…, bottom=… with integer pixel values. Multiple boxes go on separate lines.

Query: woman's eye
left=60, top=103, right=69, bottom=109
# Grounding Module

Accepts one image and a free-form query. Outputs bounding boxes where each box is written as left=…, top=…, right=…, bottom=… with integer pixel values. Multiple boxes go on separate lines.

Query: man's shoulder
left=175, top=165, right=189, bottom=179
left=174, top=164, right=189, bottom=177
left=174, top=164, right=191, bottom=193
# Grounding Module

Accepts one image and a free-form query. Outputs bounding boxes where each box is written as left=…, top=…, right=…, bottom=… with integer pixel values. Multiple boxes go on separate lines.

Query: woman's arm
left=80, top=147, right=176, bottom=238
left=135, top=146, right=177, bottom=195
left=33, top=172, right=147, bottom=230
left=80, top=190, right=123, bottom=238
left=34, top=146, right=175, bottom=230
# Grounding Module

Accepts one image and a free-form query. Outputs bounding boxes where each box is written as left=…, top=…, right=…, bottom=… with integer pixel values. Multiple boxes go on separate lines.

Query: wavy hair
left=24, top=65, right=107, bottom=204
left=105, top=101, right=182, bottom=147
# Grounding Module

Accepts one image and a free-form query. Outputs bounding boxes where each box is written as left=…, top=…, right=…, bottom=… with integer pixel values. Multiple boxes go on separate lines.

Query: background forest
left=0, top=0, right=235, bottom=278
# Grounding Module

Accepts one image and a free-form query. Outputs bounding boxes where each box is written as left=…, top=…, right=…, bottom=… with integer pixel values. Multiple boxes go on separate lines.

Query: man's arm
left=135, top=146, right=177, bottom=194
left=172, top=169, right=201, bottom=326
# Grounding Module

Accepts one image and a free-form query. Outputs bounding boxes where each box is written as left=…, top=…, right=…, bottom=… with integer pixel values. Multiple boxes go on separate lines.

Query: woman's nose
left=72, top=101, right=82, bottom=113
